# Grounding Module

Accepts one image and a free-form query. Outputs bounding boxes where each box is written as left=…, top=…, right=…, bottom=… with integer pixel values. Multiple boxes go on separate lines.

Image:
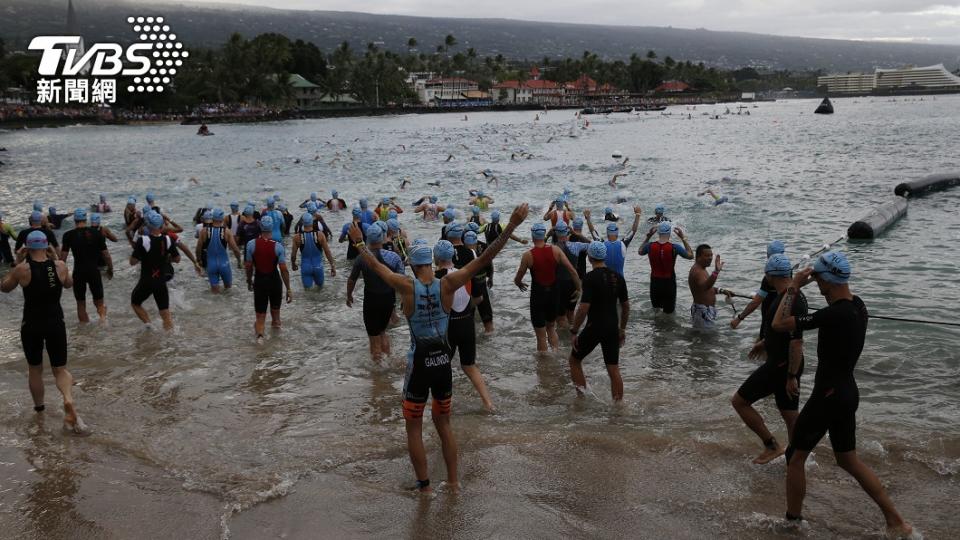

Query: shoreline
left=0, top=95, right=751, bottom=130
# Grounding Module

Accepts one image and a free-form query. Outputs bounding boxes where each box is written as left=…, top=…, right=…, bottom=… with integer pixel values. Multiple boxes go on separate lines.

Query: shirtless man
left=687, top=244, right=728, bottom=330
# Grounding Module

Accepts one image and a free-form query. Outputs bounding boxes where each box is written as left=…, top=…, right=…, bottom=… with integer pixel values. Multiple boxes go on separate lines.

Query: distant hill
left=4, top=0, right=960, bottom=72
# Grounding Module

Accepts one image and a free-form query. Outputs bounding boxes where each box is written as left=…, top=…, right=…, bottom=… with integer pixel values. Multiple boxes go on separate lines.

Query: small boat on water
left=814, top=97, right=834, bottom=114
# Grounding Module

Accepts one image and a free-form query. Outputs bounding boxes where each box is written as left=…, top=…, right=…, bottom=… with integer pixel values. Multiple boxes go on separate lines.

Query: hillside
left=3, top=0, right=960, bottom=72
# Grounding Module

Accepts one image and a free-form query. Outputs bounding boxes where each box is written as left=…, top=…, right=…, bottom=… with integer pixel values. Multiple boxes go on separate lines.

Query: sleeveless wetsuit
left=21, top=258, right=67, bottom=367
left=529, top=246, right=558, bottom=328
left=299, top=230, right=325, bottom=289
left=402, top=278, right=452, bottom=419
left=205, top=226, right=232, bottom=287
left=247, top=237, right=284, bottom=313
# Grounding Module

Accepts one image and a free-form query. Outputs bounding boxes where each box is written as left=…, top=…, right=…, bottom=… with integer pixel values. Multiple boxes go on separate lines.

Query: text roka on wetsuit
left=402, top=278, right=453, bottom=419
left=22, top=258, right=68, bottom=368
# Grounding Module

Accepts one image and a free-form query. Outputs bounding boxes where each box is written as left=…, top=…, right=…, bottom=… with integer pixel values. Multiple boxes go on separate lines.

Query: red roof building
left=654, top=80, right=690, bottom=93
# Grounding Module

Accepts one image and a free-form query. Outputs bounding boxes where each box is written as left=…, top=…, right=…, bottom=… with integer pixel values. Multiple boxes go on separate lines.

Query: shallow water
left=0, top=97, right=958, bottom=538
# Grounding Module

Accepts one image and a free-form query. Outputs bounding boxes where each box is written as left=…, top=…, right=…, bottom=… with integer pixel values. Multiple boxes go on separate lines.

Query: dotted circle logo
left=124, top=16, right=188, bottom=93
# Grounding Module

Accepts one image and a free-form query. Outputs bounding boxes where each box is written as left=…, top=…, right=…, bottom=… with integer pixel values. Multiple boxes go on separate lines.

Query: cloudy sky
left=151, top=0, right=960, bottom=44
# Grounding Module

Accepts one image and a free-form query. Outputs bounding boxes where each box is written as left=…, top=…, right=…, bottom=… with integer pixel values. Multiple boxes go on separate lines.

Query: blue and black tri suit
left=204, top=226, right=232, bottom=287
left=401, top=277, right=453, bottom=419
left=299, top=230, right=326, bottom=289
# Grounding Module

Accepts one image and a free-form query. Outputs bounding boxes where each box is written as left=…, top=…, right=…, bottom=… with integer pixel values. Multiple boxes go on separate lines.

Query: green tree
left=646, top=50, right=657, bottom=60
left=407, top=37, right=417, bottom=49
left=445, top=34, right=457, bottom=50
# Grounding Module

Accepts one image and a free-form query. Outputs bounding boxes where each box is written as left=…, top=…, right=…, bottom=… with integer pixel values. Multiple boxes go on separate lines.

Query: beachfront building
left=491, top=81, right=533, bottom=103
left=817, top=72, right=877, bottom=94
left=287, top=74, right=323, bottom=109
left=418, top=77, right=487, bottom=107
left=654, top=80, right=691, bottom=93
left=818, top=64, right=960, bottom=94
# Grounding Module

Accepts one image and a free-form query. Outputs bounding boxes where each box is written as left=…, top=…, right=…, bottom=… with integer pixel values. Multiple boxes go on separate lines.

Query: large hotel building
left=817, top=64, right=960, bottom=95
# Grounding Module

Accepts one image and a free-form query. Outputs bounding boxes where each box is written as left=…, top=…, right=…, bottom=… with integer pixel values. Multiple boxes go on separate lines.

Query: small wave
left=904, top=451, right=960, bottom=476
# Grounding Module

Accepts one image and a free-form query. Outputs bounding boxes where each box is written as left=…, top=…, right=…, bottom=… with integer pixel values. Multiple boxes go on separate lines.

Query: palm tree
left=646, top=50, right=657, bottom=60
left=407, top=37, right=417, bottom=48
left=445, top=34, right=457, bottom=50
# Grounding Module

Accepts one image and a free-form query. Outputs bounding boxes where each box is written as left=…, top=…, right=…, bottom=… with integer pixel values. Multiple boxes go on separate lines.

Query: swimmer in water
left=413, top=196, right=445, bottom=222
left=699, top=188, right=729, bottom=206
left=346, top=225, right=404, bottom=362
left=345, top=203, right=528, bottom=492
left=568, top=240, right=630, bottom=401
left=400, top=178, right=412, bottom=190
left=732, top=253, right=807, bottom=464
left=244, top=216, right=293, bottom=342
left=771, top=252, right=913, bottom=537
left=197, top=209, right=243, bottom=293
left=609, top=173, right=627, bottom=187
left=638, top=222, right=693, bottom=313
left=2, top=230, right=88, bottom=434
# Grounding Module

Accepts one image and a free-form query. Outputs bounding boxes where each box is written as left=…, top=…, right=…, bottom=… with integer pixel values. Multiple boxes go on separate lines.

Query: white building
left=418, top=78, right=479, bottom=106
left=818, top=64, right=960, bottom=94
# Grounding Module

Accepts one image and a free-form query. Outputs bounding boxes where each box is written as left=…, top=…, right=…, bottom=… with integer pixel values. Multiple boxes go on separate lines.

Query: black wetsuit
left=436, top=268, right=476, bottom=366
left=131, top=234, right=176, bottom=310
left=349, top=248, right=402, bottom=336
left=789, top=296, right=868, bottom=456
left=236, top=220, right=260, bottom=261
left=737, top=291, right=807, bottom=411
left=21, top=258, right=67, bottom=367
left=572, top=267, right=628, bottom=365
left=61, top=227, right=107, bottom=302
left=0, top=225, right=14, bottom=265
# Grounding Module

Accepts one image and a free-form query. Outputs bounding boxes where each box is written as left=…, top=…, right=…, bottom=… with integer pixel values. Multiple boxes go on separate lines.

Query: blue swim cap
left=434, top=240, right=455, bottom=261
left=366, top=224, right=385, bottom=244
left=146, top=192, right=155, bottom=202
left=491, top=210, right=501, bottom=222
left=655, top=204, right=665, bottom=215
left=766, top=240, right=785, bottom=258
left=387, top=218, right=400, bottom=232
left=146, top=211, right=164, bottom=230
left=212, top=208, right=225, bottom=221
left=657, top=222, right=672, bottom=235
left=471, top=205, right=480, bottom=215
left=374, top=220, right=388, bottom=233
left=266, top=198, right=275, bottom=209
left=33, top=201, right=43, bottom=212
left=604, top=206, right=613, bottom=215
left=259, top=216, right=274, bottom=232
left=813, top=251, right=851, bottom=284
left=29, top=211, right=43, bottom=224
left=230, top=201, right=240, bottom=209
left=359, top=198, right=368, bottom=209
left=306, top=202, right=318, bottom=213
left=464, top=231, right=478, bottom=245
left=572, top=217, right=584, bottom=229
left=382, top=197, right=391, bottom=205
left=606, top=222, right=620, bottom=237
left=352, top=207, right=362, bottom=218
left=531, top=223, right=547, bottom=240
left=242, top=206, right=254, bottom=216
left=588, top=240, right=607, bottom=260
left=466, top=222, right=480, bottom=234
left=48, top=206, right=57, bottom=214
left=555, top=221, right=570, bottom=236
left=302, top=212, right=314, bottom=226
left=278, top=203, right=287, bottom=211
left=310, top=192, right=318, bottom=201
left=25, top=230, right=48, bottom=250
left=409, top=244, right=433, bottom=266
left=128, top=196, right=137, bottom=205
left=202, top=210, right=213, bottom=221
left=99, top=194, right=106, bottom=202
left=447, top=223, right=465, bottom=240
left=443, top=209, right=455, bottom=221
left=555, top=199, right=565, bottom=207
left=764, top=254, right=792, bottom=277
left=388, top=210, right=398, bottom=219
left=331, top=190, right=338, bottom=198
left=74, top=208, right=88, bottom=221
left=429, top=195, right=438, bottom=203
left=477, top=189, right=485, bottom=197
left=412, top=238, right=428, bottom=246
left=91, top=213, right=102, bottom=225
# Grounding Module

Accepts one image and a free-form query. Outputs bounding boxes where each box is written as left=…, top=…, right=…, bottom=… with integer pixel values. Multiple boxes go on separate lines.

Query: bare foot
left=753, top=445, right=786, bottom=464
left=885, top=523, right=914, bottom=539
left=482, top=401, right=495, bottom=413
left=64, top=402, right=77, bottom=425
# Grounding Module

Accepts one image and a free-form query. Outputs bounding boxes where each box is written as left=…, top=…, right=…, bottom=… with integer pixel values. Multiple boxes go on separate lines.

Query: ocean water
left=0, top=97, right=958, bottom=538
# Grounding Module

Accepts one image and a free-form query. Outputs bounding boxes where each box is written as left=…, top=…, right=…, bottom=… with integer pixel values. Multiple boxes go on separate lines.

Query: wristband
left=353, top=241, right=365, bottom=249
